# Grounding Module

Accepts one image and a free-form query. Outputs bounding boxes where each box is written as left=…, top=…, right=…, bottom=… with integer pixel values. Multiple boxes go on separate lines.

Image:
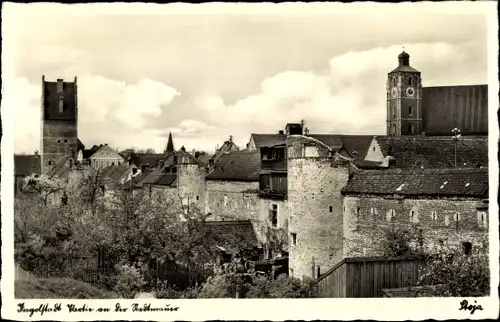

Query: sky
left=2, top=3, right=490, bottom=154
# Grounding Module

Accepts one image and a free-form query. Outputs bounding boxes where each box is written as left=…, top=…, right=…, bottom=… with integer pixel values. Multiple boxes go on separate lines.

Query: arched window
left=409, top=123, right=415, bottom=134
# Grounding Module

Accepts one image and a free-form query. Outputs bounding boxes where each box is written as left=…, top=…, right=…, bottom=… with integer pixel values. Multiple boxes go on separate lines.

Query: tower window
left=408, top=77, right=412, bottom=86
left=392, top=77, right=396, bottom=86
left=270, top=204, right=278, bottom=227
left=409, top=106, right=413, bottom=116
left=329, top=206, right=333, bottom=213
left=409, top=123, right=415, bottom=134
left=64, top=139, right=67, bottom=143
left=291, top=233, right=297, bottom=246
left=462, top=242, right=472, bottom=255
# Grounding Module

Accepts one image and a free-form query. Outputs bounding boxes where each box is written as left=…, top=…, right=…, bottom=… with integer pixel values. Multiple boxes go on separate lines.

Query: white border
left=2, top=2, right=499, bottom=321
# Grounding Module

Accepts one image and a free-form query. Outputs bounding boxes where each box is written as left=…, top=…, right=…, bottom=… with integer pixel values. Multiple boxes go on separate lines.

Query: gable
left=364, top=138, right=385, bottom=162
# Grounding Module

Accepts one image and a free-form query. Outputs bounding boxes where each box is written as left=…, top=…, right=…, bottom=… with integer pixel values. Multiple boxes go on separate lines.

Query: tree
left=418, top=239, right=489, bottom=297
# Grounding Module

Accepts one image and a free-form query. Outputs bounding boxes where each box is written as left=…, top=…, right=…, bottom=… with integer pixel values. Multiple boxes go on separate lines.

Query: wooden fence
left=313, top=256, right=426, bottom=298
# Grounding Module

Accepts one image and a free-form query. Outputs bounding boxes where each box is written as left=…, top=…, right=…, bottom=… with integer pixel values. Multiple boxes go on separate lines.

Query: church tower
left=386, top=51, right=423, bottom=136
left=40, top=76, right=78, bottom=174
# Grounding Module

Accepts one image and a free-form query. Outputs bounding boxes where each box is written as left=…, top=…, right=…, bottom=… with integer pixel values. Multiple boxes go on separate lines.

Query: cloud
left=193, top=41, right=486, bottom=148
left=11, top=74, right=180, bottom=153
left=5, top=6, right=487, bottom=154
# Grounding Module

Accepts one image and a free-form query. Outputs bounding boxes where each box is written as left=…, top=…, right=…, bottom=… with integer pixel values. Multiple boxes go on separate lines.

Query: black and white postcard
left=1, top=1, right=499, bottom=321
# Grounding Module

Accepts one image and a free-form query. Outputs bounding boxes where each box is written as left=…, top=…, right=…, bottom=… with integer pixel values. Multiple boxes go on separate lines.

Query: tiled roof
left=205, top=220, right=259, bottom=253
left=340, top=135, right=375, bottom=159
left=309, top=134, right=343, bottom=149
left=389, top=65, right=420, bottom=73
left=14, top=155, right=41, bottom=176
left=207, top=150, right=260, bottom=181
left=251, top=134, right=287, bottom=148
left=375, top=136, right=488, bottom=169
left=342, top=168, right=488, bottom=197
left=132, top=169, right=154, bottom=187
left=353, top=159, right=387, bottom=169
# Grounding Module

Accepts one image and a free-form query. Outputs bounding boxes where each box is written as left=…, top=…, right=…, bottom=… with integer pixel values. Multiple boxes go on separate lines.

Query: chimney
left=195, top=151, right=200, bottom=158
left=128, top=157, right=133, bottom=167
left=141, top=164, right=147, bottom=172
left=34, top=150, right=39, bottom=156
left=278, top=130, right=284, bottom=135
left=57, top=79, right=64, bottom=94
left=159, top=160, right=165, bottom=168
left=181, top=145, right=186, bottom=152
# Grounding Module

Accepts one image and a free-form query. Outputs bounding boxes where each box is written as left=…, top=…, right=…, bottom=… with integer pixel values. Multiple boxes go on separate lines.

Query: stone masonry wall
left=41, top=120, right=78, bottom=174
left=287, top=135, right=351, bottom=279
left=343, top=195, right=489, bottom=257
left=205, top=180, right=261, bottom=239
left=258, top=198, right=289, bottom=247
left=177, top=163, right=206, bottom=213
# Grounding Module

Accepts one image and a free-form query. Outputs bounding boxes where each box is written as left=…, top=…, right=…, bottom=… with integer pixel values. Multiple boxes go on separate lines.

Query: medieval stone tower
left=40, top=76, right=78, bottom=174
left=286, top=135, right=351, bottom=279
left=177, top=148, right=207, bottom=212
left=386, top=51, right=423, bottom=136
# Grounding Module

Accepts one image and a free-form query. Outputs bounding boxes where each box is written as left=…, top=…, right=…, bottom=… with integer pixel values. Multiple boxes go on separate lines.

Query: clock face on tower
left=391, top=87, right=398, bottom=98
left=406, top=87, right=415, bottom=97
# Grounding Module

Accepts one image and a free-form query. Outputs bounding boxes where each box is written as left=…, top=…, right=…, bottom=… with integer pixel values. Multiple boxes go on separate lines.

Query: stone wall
left=205, top=180, right=261, bottom=238
left=177, top=163, right=206, bottom=213
left=41, top=120, right=78, bottom=174
left=343, top=195, right=489, bottom=257
left=287, top=135, right=350, bottom=279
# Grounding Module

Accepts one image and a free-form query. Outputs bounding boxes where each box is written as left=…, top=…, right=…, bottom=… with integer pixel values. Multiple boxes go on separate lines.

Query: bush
left=419, top=246, right=489, bottom=297
left=113, top=264, right=146, bottom=299
left=155, top=281, right=200, bottom=299
left=382, top=226, right=425, bottom=257
left=15, top=277, right=117, bottom=299
left=196, top=259, right=316, bottom=298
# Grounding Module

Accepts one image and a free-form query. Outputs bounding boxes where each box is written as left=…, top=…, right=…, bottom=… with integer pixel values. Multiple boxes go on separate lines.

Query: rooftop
left=342, top=167, right=488, bottom=197
left=374, top=136, right=488, bottom=169
left=207, top=150, right=261, bottom=181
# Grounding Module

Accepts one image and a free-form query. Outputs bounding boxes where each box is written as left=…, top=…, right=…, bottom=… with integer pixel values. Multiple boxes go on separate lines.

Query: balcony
left=259, top=173, right=287, bottom=200
left=260, top=146, right=287, bottom=171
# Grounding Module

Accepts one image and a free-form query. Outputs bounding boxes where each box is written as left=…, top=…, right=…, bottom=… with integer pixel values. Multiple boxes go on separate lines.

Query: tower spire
left=165, top=132, right=174, bottom=155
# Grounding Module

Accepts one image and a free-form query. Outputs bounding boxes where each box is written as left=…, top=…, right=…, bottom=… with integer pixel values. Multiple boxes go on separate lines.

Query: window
left=247, top=200, right=251, bottom=210
left=410, top=209, right=419, bottom=223
left=408, top=77, right=412, bottom=86
left=317, top=266, right=321, bottom=278
left=223, top=195, right=228, bottom=207
left=196, top=196, right=199, bottom=201
left=409, top=106, right=413, bottom=116
left=453, top=212, right=460, bottom=221
left=462, top=242, right=472, bottom=255
left=386, top=209, right=396, bottom=222
left=409, top=123, right=415, bottom=134
left=477, top=211, right=487, bottom=228
left=291, top=233, right=297, bottom=246
left=64, top=139, right=67, bottom=143
left=329, top=206, right=333, bottom=213
left=111, top=162, right=115, bottom=166
left=270, top=204, right=278, bottom=227
left=57, top=140, right=61, bottom=143
left=392, top=77, right=396, bottom=86
left=48, top=160, right=52, bottom=166
left=431, top=211, right=438, bottom=221
left=58, top=97, right=64, bottom=113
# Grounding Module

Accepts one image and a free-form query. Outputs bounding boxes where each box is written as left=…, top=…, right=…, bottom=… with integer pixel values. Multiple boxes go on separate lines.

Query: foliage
left=155, top=281, right=201, bottom=299
left=196, top=258, right=315, bottom=298
left=418, top=241, right=489, bottom=297
left=113, top=264, right=146, bottom=299
left=381, top=225, right=425, bottom=257
left=264, top=219, right=289, bottom=257
left=15, top=277, right=117, bottom=299
left=246, top=274, right=317, bottom=298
